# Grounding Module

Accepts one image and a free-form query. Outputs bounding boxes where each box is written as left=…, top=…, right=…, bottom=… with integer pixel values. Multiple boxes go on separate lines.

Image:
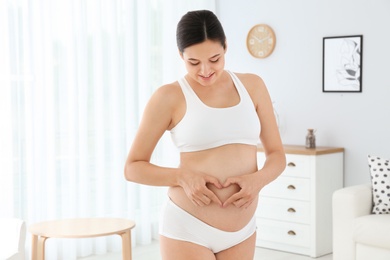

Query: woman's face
left=181, top=40, right=226, bottom=87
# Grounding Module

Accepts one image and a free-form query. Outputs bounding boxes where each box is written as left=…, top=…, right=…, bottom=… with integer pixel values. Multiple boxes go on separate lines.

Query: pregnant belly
left=168, top=184, right=258, bottom=232
left=170, top=144, right=259, bottom=231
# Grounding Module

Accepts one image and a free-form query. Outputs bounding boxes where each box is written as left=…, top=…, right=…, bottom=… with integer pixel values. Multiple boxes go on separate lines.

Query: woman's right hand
left=178, top=169, right=223, bottom=207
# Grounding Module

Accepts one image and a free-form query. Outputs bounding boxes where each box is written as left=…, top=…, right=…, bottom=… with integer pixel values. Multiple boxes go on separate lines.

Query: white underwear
left=159, top=198, right=257, bottom=253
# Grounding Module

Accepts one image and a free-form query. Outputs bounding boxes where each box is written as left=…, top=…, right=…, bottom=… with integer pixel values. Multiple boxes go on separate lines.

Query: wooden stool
left=29, top=218, right=135, bottom=260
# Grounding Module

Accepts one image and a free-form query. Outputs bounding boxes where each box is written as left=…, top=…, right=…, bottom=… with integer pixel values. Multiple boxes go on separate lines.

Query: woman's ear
left=179, top=49, right=184, bottom=59
left=224, top=40, right=228, bottom=53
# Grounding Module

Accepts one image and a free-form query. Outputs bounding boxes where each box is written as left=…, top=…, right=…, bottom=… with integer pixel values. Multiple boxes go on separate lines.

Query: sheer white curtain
left=0, top=0, right=215, bottom=258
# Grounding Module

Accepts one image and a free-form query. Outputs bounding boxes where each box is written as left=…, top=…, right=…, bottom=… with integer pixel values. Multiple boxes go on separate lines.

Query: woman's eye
left=210, top=59, right=219, bottom=63
left=189, top=62, right=199, bottom=66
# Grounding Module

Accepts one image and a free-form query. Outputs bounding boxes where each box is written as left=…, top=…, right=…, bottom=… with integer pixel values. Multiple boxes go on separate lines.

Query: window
left=0, top=0, right=215, bottom=257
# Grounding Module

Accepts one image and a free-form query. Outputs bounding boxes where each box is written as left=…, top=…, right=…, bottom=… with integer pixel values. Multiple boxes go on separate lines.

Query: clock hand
left=251, top=34, right=262, bottom=43
left=259, top=36, right=270, bottom=43
left=252, top=35, right=271, bottom=43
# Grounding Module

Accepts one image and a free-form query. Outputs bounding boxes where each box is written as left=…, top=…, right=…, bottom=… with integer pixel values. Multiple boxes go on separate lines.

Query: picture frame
left=322, top=35, right=363, bottom=93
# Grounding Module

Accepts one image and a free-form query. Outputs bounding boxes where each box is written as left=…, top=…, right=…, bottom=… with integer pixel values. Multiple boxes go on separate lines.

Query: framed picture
left=323, top=35, right=363, bottom=92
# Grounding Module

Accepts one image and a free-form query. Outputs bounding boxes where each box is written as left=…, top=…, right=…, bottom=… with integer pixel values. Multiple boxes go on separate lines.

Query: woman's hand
left=222, top=173, right=264, bottom=208
left=178, top=169, right=223, bottom=207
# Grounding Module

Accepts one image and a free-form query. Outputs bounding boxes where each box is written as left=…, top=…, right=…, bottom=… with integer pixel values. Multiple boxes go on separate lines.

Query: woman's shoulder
left=230, top=71, right=266, bottom=94
left=149, top=81, right=184, bottom=110
left=231, top=72, right=264, bottom=85
left=152, top=81, right=182, bottom=100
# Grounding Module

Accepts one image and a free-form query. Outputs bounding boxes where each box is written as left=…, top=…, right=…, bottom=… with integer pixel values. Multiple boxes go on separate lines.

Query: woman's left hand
left=222, top=173, right=264, bottom=208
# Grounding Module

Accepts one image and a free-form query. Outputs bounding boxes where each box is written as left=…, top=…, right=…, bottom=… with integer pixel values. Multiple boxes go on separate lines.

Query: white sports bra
left=170, top=71, right=261, bottom=152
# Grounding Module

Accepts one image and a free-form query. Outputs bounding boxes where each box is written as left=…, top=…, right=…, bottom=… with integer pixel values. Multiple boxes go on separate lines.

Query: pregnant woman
left=124, top=10, right=286, bottom=260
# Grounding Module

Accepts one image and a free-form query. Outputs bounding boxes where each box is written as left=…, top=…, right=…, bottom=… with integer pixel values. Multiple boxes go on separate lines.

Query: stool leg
left=37, top=236, right=48, bottom=260
left=31, top=235, right=38, bottom=260
left=120, top=230, right=132, bottom=260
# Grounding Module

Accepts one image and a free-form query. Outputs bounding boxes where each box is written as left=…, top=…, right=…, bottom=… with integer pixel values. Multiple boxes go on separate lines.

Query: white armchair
left=333, top=184, right=390, bottom=260
left=0, top=218, right=26, bottom=260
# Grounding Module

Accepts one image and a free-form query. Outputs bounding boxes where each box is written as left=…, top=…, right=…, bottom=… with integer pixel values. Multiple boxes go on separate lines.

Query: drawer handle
left=287, top=230, right=296, bottom=236
left=287, top=185, right=296, bottom=190
left=287, top=162, right=296, bottom=167
left=287, top=208, right=296, bottom=213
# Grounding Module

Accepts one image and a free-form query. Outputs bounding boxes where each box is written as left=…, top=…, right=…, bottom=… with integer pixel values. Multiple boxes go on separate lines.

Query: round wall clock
left=246, top=24, right=276, bottom=58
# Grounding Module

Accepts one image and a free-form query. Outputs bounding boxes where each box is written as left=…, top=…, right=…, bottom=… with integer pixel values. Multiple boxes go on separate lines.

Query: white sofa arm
left=332, top=183, right=373, bottom=260
left=0, top=218, right=26, bottom=260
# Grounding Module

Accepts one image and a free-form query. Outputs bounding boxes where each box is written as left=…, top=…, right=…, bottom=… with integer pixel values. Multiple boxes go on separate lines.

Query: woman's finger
left=203, top=189, right=222, bottom=206
left=223, top=192, right=242, bottom=208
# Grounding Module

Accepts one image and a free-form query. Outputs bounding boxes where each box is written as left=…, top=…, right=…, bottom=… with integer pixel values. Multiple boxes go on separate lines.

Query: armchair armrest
left=0, top=218, right=26, bottom=260
left=332, top=183, right=373, bottom=260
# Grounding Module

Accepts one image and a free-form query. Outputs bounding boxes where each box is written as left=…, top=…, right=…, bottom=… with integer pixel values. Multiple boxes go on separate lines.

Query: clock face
left=247, top=24, right=276, bottom=58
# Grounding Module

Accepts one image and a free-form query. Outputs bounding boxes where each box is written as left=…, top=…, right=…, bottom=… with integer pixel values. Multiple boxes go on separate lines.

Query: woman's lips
left=199, top=72, right=215, bottom=80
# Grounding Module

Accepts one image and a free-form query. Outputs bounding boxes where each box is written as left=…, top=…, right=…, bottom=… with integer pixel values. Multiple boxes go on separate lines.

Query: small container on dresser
left=256, top=145, right=344, bottom=258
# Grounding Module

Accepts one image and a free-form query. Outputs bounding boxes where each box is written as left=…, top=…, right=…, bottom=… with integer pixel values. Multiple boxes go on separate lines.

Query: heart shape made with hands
left=207, top=182, right=241, bottom=205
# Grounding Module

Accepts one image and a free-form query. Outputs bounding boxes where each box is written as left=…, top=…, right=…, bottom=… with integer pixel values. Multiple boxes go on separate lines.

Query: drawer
left=260, top=176, right=310, bottom=201
left=256, top=197, right=310, bottom=224
left=284, top=154, right=310, bottom=178
left=257, top=153, right=311, bottom=178
left=256, top=218, right=310, bottom=248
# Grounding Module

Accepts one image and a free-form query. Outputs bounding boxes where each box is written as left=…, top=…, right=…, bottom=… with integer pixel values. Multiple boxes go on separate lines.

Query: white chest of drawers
left=256, top=145, right=344, bottom=257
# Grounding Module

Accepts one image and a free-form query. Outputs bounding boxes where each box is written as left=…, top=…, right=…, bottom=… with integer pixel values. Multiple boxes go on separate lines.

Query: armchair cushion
left=354, top=214, right=390, bottom=249
left=368, top=155, right=390, bottom=214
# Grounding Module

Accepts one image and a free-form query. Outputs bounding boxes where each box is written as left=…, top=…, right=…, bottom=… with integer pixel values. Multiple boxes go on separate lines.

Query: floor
left=79, top=240, right=333, bottom=259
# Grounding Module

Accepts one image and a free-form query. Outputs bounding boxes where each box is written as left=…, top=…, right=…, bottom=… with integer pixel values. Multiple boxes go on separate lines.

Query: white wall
left=217, top=0, right=390, bottom=186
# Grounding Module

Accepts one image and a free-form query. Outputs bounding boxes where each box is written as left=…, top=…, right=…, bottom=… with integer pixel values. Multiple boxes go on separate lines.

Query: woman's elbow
left=124, top=161, right=136, bottom=182
left=272, top=149, right=286, bottom=174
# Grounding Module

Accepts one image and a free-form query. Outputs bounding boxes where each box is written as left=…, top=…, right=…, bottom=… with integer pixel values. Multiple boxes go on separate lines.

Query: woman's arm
left=124, top=83, right=222, bottom=206
left=124, top=84, right=180, bottom=186
left=253, top=74, right=286, bottom=185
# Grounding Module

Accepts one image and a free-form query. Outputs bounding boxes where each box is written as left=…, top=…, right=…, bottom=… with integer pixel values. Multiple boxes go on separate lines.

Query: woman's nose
left=200, top=63, right=211, bottom=76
